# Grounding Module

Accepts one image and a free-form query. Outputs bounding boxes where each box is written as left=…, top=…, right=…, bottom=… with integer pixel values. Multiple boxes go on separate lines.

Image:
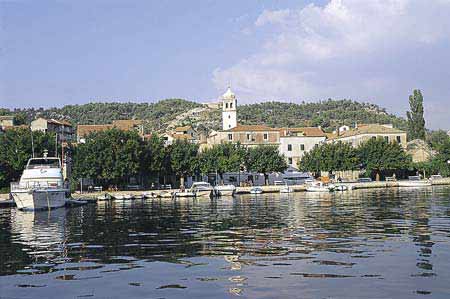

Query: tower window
left=230, top=103, right=233, bottom=108
left=225, top=103, right=228, bottom=109
left=228, top=115, right=230, bottom=119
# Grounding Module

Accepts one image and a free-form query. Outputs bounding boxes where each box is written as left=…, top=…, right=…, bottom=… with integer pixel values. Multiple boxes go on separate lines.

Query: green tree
left=0, top=128, right=56, bottom=189
left=245, top=145, right=287, bottom=185
left=298, top=142, right=360, bottom=176
left=199, top=143, right=246, bottom=184
left=168, top=140, right=199, bottom=187
left=357, top=138, right=412, bottom=181
left=407, top=89, right=426, bottom=140
left=71, top=129, right=143, bottom=187
left=426, top=130, right=449, bottom=150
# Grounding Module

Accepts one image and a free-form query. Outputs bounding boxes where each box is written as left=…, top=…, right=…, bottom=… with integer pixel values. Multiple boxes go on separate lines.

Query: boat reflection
left=10, top=208, right=68, bottom=260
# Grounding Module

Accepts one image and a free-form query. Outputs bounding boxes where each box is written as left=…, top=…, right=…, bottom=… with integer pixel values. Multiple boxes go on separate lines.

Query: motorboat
left=306, top=181, right=334, bottom=192
left=214, top=184, right=236, bottom=197
left=158, top=190, right=175, bottom=198
left=190, top=182, right=213, bottom=198
left=249, top=187, right=263, bottom=194
left=398, top=176, right=432, bottom=187
left=174, top=190, right=196, bottom=198
left=143, top=191, right=156, bottom=199
left=113, top=194, right=125, bottom=200
left=97, top=193, right=112, bottom=201
left=280, top=184, right=294, bottom=193
left=134, top=194, right=145, bottom=200
left=334, top=185, right=348, bottom=192
left=123, top=194, right=133, bottom=200
left=10, top=154, right=69, bottom=210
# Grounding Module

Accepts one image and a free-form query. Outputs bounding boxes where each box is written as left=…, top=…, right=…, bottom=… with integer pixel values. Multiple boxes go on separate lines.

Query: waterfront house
left=31, top=118, right=74, bottom=142
left=77, top=119, right=144, bottom=143
left=327, top=124, right=407, bottom=148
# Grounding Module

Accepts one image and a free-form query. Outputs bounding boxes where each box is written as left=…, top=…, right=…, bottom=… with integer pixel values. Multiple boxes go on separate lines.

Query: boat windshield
left=26, top=158, right=60, bottom=169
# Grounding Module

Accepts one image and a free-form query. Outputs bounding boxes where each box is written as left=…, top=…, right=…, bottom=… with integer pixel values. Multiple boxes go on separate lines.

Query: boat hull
left=11, top=189, right=68, bottom=210
left=195, top=190, right=212, bottom=197
left=306, top=187, right=332, bottom=192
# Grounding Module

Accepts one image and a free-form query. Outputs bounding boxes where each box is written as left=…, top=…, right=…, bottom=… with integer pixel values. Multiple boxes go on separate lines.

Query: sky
left=1, top=0, right=449, bottom=129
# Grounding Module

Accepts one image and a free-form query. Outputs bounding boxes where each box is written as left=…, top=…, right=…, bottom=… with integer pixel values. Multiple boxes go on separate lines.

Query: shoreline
left=2, top=178, right=450, bottom=202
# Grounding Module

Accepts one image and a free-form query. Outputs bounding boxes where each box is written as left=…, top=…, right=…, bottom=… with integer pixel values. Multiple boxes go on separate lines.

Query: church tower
left=221, top=87, right=237, bottom=130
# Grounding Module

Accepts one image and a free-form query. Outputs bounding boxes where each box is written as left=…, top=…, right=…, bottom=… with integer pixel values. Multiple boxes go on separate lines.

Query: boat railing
left=10, top=181, right=65, bottom=191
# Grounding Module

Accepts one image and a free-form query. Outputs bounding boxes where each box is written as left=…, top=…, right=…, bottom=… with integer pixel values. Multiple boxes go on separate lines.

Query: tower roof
left=221, top=87, right=236, bottom=100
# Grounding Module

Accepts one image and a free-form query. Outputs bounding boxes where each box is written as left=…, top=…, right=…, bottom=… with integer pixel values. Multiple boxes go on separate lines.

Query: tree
left=245, top=145, right=287, bottom=185
left=0, top=128, right=56, bottom=189
left=298, top=142, right=360, bottom=176
left=199, top=143, right=247, bottom=184
left=357, top=138, right=412, bottom=181
left=426, top=130, right=449, bottom=150
left=168, top=140, right=199, bottom=187
left=407, top=89, right=426, bottom=140
left=71, top=129, right=143, bottom=187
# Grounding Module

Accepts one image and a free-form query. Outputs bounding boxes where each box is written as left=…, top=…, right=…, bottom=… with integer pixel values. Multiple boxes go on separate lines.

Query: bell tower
left=221, top=87, right=237, bottom=130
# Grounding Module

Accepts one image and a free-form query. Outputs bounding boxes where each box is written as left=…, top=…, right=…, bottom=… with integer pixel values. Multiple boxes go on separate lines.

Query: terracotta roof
left=175, top=125, right=192, bottom=132
left=279, top=127, right=326, bottom=137
left=173, top=133, right=195, bottom=140
left=225, top=124, right=279, bottom=132
left=332, top=124, right=405, bottom=139
left=112, top=120, right=143, bottom=130
left=77, top=124, right=113, bottom=137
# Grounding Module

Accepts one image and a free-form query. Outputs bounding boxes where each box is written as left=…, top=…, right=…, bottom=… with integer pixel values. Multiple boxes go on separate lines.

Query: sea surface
left=1, top=187, right=450, bottom=298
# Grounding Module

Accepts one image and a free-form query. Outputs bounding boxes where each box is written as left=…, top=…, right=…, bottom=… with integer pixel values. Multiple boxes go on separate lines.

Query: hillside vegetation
left=0, top=98, right=407, bottom=133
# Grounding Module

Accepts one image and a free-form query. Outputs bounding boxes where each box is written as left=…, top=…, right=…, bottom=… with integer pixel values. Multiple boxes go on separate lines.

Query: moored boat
left=174, top=190, right=196, bottom=198
left=10, top=155, right=69, bottom=210
left=191, top=182, right=213, bottom=198
left=306, top=181, right=334, bottom=192
left=249, top=187, right=263, bottom=194
left=334, top=185, right=348, bottom=192
left=97, top=193, right=112, bottom=201
left=280, top=184, right=294, bottom=193
left=214, top=184, right=236, bottom=197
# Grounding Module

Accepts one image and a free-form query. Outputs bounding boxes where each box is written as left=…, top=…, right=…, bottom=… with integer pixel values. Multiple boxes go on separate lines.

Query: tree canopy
left=245, top=145, right=287, bottom=185
left=407, top=89, right=426, bottom=140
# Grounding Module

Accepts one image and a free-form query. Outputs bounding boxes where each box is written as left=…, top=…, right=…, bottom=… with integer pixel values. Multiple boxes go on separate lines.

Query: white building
left=279, top=128, right=327, bottom=167
left=221, top=87, right=237, bottom=130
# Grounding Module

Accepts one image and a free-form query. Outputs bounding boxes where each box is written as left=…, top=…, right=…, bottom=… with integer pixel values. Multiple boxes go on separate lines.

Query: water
left=1, top=187, right=450, bottom=298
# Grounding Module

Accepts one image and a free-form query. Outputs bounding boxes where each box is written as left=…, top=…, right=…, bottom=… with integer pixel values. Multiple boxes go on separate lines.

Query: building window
left=372, top=136, right=377, bottom=140
left=396, top=136, right=401, bottom=143
left=225, top=103, right=228, bottom=109
left=228, top=134, right=233, bottom=141
left=247, top=134, right=251, bottom=141
left=384, top=136, right=389, bottom=142
left=288, top=157, right=293, bottom=165
left=228, top=115, right=231, bottom=119
left=230, top=103, right=233, bottom=109
left=288, top=144, right=292, bottom=151
left=300, top=144, right=305, bottom=151
left=264, top=133, right=268, bottom=140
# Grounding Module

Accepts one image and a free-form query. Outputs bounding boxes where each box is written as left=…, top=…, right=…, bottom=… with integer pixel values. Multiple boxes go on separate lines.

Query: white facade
left=221, top=87, right=237, bottom=130
left=279, top=136, right=326, bottom=167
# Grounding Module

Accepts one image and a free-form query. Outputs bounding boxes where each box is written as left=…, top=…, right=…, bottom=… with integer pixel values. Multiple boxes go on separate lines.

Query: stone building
left=31, top=118, right=74, bottom=142
left=77, top=119, right=144, bottom=143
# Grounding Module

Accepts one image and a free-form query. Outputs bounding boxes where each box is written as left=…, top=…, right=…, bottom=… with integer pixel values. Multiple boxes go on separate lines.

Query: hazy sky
left=1, top=0, right=449, bottom=129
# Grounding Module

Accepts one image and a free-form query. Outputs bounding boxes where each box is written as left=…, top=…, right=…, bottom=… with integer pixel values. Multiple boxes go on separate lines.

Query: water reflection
left=1, top=187, right=450, bottom=298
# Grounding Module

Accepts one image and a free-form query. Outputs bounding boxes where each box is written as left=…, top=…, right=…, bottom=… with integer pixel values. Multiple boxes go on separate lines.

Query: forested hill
left=237, top=100, right=407, bottom=131
left=0, top=98, right=407, bottom=133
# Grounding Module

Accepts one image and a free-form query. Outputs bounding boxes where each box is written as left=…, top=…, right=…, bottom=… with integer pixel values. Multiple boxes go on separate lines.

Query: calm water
left=1, top=187, right=450, bottom=298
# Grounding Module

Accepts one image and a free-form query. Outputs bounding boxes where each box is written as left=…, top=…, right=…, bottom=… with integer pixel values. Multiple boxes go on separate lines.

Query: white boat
left=97, top=193, right=112, bottom=201
left=280, top=185, right=294, bottom=193
left=306, top=181, right=334, bottom=192
left=113, top=194, right=125, bottom=200
left=158, top=190, right=174, bottom=198
left=398, top=176, right=432, bottom=187
left=249, top=187, right=263, bottom=194
left=214, top=184, right=236, bottom=197
left=10, top=155, right=69, bottom=210
left=174, top=190, right=196, bottom=198
left=334, top=185, right=348, bottom=192
left=123, top=194, right=133, bottom=200
left=143, top=192, right=156, bottom=198
left=190, top=182, right=213, bottom=198
left=134, top=194, right=145, bottom=200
